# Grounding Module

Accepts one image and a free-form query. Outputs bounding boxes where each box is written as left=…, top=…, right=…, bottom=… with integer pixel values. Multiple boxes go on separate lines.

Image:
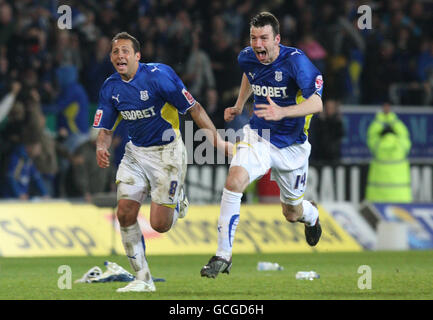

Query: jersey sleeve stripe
left=296, top=89, right=314, bottom=137
left=111, top=114, right=123, bottom=132
left=160, top=102, right=180, bottom=138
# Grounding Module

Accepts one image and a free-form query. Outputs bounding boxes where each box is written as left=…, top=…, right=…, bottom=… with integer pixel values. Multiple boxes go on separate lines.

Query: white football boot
left=178, top=186, right=189, bottom=219
left=116, top=279, right=156, bottom=293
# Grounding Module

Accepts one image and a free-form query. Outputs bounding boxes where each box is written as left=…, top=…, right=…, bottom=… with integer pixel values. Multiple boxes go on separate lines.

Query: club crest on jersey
left=140, top=90, right=149, bottom=101
left=93, top=109, right=103, bottom=126
left=182, top=88, right=195, bottom=105
left=315, top=75, right=323, bottom=90
left=275, top=71, right=283, bottom=82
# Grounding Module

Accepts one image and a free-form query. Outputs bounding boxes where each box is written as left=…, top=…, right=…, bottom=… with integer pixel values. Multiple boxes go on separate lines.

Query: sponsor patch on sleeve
left=182, top=88, right=196, bottom=105
left=315, top=75, right=323, bottom=90
left=93, top=109, right=103, bottom=126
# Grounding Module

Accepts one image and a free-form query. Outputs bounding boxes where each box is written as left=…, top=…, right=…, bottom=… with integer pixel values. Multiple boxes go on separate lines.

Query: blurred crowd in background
left=0, top=0, right=432, bottom=200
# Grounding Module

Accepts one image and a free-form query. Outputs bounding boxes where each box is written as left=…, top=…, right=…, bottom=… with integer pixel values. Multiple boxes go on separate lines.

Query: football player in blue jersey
left=201, top=12, right=324, bottom=278
left=93, top=32, right=231, bottom=292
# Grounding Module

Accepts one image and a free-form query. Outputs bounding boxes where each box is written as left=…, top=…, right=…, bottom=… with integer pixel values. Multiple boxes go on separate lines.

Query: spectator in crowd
left=0, top=55, right=11, bottom=97
left=0, top=1, right=15, bottom=49
left=1, top=82, right=58, bottom=197
left=32, top=127, right=58, bottom=198
left=416, top=38, right=433, bottom=105
left=0, top=99, right=25, bottom=150
left=365, top=102, right=412, bottom=203
left=55, top=30, right=82, bottom=70
left=22, top=89, right=58, bottom=197
left=52, top=64, right=90, bottom=197
left=84, top=36, right=114, bottom=104
left=208, top=31, right=244, bottom=131
left=0, top=98, right=24, bottom=194
left=183, top=30, right=218, bottom=114
left=79, top=10, right=102, bottom=45
left=363, top=39, right=400, bottom=104
left=3, top=141, right=48, bottom=199
left=166, top=9, right=193, bottom=74
left=135, top=15, right=155, bottom=46
left=140, top=40, right=159, bottom=64
left=309, top=99, right=345, bottom=163
left=0, top=81, right=21, bottom=123
left=97, top=2, right=121, bottom=38
left=297, top=34, right=327, bottom=73
left=67, top=128, right=114, bottom=202
left=19, top=89, right=45, bottom=145
left=55, top=64, right=90, bottom=153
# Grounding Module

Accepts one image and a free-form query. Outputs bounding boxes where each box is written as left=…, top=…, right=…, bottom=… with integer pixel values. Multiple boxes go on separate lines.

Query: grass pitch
left=0, top=251, right=432, bottom=300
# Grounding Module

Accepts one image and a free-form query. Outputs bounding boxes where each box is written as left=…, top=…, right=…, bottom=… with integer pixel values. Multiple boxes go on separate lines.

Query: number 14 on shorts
left=294, top=173, right=306, bottom=189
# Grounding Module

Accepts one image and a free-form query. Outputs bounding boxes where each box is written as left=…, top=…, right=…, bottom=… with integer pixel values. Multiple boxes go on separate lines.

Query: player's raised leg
left=277, top=182, right=322, bottom=247
left=148, top=196, right=187, bottom=234
left=148, top=137, right=189, bottom=229
left=200, top=165, right=249, bottom=278
left=281, top=200, right=321, bottom=246
left=271, top=141, right=322, bottom=246
left=146, top=179, right=188, bottom=232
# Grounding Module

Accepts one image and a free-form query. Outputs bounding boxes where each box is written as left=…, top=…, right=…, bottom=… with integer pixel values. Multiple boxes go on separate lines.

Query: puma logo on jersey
left=251, top=85, right=288, bottom=98
left=112, top=94, right=120, bottom=103
left=120, top=106, right=156, bottom=120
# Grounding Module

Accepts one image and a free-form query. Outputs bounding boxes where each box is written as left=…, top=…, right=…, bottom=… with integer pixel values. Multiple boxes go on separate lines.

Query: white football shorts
left=116, top=136, right=187, bottom=207
left=230, top=125, right=311, bottom=205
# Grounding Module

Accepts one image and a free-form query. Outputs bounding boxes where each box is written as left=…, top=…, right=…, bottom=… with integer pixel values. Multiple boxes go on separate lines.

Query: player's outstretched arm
left=96, top=129, right=112, bottom=168
left=225, top=73, right=253, bottom=122
left=189, top=102, right=233, bottom=156
left=255, top=93, right=323, bottom=121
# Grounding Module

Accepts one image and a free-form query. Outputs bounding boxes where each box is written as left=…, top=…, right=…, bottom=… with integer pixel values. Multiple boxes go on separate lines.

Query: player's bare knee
left=284, top=214, right=300, bottom=223
left=150, top=220, right=170, bottom=233
left=282, top=204, right=302, bottom=223
left=117, top=211, right=135, bottom=227
left=225, top=177, right=243, bottom=193
left=224, top=166, right=249, bottom=193
left=225, top=172, right=249, bottom=193
left=117, top=200, right=140, bottom=227
left=150, top=204, right=174, bottom=233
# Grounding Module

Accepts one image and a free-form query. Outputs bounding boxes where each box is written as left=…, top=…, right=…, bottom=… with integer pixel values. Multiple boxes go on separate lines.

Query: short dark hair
left=250, top=12, right=280, bottom=37
left=111, top=32, right=141, bottom=53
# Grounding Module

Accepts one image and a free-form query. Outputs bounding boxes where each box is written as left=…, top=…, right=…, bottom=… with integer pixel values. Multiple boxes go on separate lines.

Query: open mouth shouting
left=116, top=61, right=128, bottom=72
left=254, top=49, right=268, bottom=63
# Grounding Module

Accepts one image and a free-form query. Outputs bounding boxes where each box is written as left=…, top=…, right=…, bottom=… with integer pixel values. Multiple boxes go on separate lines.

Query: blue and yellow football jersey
left=93, top=63, right=196, bottom=147
left=239, top=44, right=324, bottom=148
